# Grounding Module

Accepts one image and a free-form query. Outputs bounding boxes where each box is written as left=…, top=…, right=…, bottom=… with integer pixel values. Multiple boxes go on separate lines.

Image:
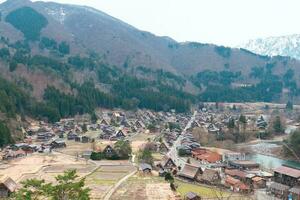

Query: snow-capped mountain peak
left=238, top=34, right=300, bottom=60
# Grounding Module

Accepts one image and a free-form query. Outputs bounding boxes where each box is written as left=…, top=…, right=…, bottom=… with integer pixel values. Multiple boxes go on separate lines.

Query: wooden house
left=135, top=120, right=145, bottom=129
left=225, top=169, right=247, bottom=181
left=178, top=164, right=203, bottom=181
left=158, top=142, right=169, bottom=153
left=159, top=156, right=176, bottom=171
left=251, top=176, right=266, bottom=189
left=199, top=169, right=221, bottom=185
left=102, top=145, right=115, bottom=157
left=110, top=130, right=126, bottom=140
left=36, top=132, right=53, bottom=141
left=225, top=175, right=250, bottom=193
left=0, top=176, right=17, bottom=198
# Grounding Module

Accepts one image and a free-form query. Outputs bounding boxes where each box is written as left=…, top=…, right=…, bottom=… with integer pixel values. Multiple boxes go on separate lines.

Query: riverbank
left=235, top=137, right=300, bottom=170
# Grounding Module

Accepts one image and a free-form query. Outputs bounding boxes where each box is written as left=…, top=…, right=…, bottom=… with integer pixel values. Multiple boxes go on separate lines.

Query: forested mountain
left=0, top=0, right=300, bottom=135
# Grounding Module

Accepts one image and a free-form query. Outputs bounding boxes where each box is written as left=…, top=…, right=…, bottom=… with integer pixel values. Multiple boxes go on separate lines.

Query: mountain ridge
left=0, top=0, right=300, bottom=115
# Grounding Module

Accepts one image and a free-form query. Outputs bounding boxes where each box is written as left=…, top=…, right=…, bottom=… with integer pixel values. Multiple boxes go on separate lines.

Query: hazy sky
left=3, top=0, right=300, bottom=46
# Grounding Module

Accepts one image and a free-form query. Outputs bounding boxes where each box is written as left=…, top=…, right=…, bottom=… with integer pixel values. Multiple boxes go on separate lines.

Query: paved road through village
left=167, top=110, right=197, bottom=168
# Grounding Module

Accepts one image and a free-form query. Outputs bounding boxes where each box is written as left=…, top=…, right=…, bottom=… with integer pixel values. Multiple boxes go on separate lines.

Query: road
left=167, top=110, right=197, bottom=168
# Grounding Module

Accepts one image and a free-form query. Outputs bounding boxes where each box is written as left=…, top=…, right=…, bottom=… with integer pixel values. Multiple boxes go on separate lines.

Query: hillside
left=0, top=0, right=300, bottom=135
left=239, top=34, right=300, bottom=61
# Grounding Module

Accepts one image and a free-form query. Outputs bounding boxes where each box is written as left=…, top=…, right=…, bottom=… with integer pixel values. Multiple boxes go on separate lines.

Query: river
left=248, top=153, right=300, bottom=170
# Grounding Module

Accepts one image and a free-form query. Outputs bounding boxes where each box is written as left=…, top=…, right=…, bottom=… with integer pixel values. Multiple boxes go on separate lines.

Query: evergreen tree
left=273, top=116, right=284, bottom=134
left=286, top=101, right=293, bottom=110
left=164, top=172, right=174, bottom=183
left=9, top=61, right=17, bottom=72
left=284, top=130, right=300, bottom=158
left=91, top=112, right=97, bottom=124
left=0, top=122, right=13, bottom=147
left=239, top=115, right=247, bottom=124
left=227, top=118, right=235, bottom=129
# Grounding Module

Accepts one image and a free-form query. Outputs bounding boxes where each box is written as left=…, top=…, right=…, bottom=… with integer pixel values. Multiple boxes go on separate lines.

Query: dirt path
left=103, top=169, right=137, bottom=200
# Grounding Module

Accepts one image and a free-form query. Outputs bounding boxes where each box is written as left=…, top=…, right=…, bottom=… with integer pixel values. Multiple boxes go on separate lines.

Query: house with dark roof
left=110, top=130, right=126, bottom=140
left=158, top=156, right=176, bottom=171
left=100, top=119, right=109, bottom=125
left=158, top=142, right=169, bottom=153
left=67, top=132, right=78, bottom=140
left=102, top=145, right=115, bottom=158
left=37, top=132, right=54, bottom=141
left=135, top=120, right=145, bottom=129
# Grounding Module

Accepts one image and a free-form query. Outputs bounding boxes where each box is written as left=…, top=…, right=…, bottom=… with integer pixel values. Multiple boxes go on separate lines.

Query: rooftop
left=274, top=165, right=300, bottom=178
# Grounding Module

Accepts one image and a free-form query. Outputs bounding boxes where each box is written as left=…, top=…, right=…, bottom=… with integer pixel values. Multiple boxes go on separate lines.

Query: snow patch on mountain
left=45, top=7, right=68, bottom=24
left=238, top=34, right=300, bottom=60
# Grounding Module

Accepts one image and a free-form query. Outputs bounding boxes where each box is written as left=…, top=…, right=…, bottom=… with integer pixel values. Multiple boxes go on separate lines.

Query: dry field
left=55, top=140, right=93, bottom=156
left=110, top=174, right=177, bottom=200
left=0, top=152, right=96, bottom=183
left=85, top=164, right=136, bottom=200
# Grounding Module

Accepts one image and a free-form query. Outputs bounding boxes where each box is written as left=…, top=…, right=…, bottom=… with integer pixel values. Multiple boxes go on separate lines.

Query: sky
left=2, top=0, right=300, bottom=46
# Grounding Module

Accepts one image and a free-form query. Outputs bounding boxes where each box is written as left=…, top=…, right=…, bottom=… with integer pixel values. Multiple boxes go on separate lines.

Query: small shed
left=81, top=136, right=90, bottom=143
left=0, top=176, right=17, bottom=198
left=139, top=163, right=152, bottom=173
left=185, top=191, right=201, bottom=200
left=50, top=140, right=66, bottom=149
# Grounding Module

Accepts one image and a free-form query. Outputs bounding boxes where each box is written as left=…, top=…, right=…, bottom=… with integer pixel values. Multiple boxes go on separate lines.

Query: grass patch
left=176, top=180, right=230, bottom=198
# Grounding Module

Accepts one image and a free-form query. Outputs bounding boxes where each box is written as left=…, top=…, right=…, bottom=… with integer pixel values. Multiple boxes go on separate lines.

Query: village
left=0, top=103, right=300, bottom=200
